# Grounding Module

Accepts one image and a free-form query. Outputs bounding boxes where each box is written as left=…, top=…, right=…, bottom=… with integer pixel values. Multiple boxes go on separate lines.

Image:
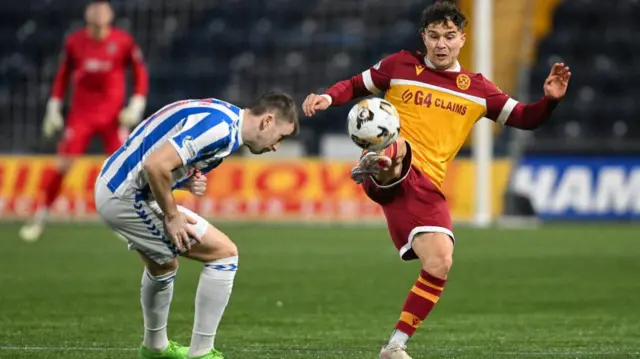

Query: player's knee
left=187, top=226, right=238, bottom=263
left=144, top=266, right=178, bottom=290
left=213, top=240, right=238, bottom=260
left=144, top=257, right=179, bottom=277
left=204, top=228, right=238, bottom=259
left=422, top=253, right=453, bottom=278
left=412, top=232, right=454, bottom=278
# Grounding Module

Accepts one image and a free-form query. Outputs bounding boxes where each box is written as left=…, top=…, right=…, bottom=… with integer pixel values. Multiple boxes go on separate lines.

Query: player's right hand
left=163, top=212, right=199, bottom=252
left=350, top=152, right=392, bottom=184
left=42, top=98, right=64, bottom=138
left=302, top=93, right=331, bottom=117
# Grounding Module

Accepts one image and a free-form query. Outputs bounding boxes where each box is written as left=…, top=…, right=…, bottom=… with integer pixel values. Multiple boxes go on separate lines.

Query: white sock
left=141, top=269, right=176, bottom=351
left=188, top=256, right=238, bottom=357
left=389, top=329, right=409, bottom=347
left=34, top=208, right=49, bottom=225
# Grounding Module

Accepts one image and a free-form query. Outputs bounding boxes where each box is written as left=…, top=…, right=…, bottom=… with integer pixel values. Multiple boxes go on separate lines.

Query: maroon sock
left=43, top=170, right=65, bottom=208
left=395, top=270, right=447, bottom=336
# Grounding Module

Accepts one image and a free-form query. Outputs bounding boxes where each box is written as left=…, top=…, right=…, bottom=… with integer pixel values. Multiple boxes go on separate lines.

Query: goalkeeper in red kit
left=20, top=0, right=148, bottom=242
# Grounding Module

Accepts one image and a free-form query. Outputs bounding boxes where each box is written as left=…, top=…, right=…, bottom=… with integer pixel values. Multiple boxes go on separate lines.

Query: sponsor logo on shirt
left=84, top=58, right=113, bottom=72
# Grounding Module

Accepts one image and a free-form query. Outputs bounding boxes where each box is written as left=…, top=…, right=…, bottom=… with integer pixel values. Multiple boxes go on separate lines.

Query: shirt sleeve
left=126, top=35, right=149, bottom=96
left=483, top=76, right=519, bottom=125
left=169, top=112, right=231, bottom=165
left=51, top=37, right=73, bottom=100
left=483, top=75, right=559, bottom=130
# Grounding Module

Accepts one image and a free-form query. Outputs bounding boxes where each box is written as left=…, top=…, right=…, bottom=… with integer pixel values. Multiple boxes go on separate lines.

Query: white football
left=347, top=97, right=401, bottom=152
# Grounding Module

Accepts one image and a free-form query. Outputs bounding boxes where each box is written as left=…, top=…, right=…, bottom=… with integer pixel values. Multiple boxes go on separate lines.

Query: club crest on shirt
left=456, top=74, right=471, bottom=91
left=182, top=135, right=193, bottom=148
left=107, top=42, right=117, bottom=54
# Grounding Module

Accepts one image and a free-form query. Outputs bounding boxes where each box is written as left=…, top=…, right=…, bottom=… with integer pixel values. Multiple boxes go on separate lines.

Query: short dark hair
left=420, top=0, right=468, bottom=32
left=248, top=92, right=299, bottom=136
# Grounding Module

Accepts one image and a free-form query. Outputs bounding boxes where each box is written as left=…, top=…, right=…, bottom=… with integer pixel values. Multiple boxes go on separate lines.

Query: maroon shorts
left=58, top=116, right=127, bottom=156
left=362, top=145, right=454, bottom=261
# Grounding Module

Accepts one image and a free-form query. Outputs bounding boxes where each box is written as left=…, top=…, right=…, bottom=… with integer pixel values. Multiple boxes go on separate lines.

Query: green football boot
left=187, top=348, right=225, bottom=359
left=138, top=340, right=189, bottom=359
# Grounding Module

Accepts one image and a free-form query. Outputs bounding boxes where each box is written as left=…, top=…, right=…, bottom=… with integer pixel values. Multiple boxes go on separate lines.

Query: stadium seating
left=0, top=0, right=430, bottom=154
left=14, top=0, right=637, bottom=155
left=530, top=0, right=640, bottom=150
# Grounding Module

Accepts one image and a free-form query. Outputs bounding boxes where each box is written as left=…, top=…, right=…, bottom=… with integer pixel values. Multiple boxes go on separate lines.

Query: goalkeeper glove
left=42, top=98, right=64, bottom=139
left=118, top=94, right=146, bottom=128
left=350, top=152, right=392, bottom=184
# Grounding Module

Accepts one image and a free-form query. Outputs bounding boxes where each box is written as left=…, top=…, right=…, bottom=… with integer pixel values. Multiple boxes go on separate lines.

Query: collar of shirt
left=235, top=109, right=244, bottom=146
left=424, top=56, right=461, bottom=72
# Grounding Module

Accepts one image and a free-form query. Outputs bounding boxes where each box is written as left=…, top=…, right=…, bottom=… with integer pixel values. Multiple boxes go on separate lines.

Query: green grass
left=1, top=223, right=639, bottom=358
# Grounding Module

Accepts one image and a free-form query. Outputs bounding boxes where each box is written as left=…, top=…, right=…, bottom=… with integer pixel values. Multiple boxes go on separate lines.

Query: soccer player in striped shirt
left=302, top=1, right=570, bottom=358
left=95, top=92, right=298, bottom=359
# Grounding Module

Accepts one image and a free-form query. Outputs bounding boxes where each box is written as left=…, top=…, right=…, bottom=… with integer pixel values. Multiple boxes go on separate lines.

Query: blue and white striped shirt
left=99, top=98, right=243, bottom=198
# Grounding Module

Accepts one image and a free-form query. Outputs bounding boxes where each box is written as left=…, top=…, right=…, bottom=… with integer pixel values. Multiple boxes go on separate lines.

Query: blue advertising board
left=511, top=156, right=640, bottom=220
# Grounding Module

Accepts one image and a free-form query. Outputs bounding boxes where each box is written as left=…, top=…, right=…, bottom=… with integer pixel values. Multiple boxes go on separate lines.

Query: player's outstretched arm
left=485, top=63, right=571, bottom=130
left=143, top=143, right=199, bottom=252
left=119, top=38, right=149, bottom=128
left=43, top=38, right=73, bottom=138
left=302, top=52, right=400, bottom=117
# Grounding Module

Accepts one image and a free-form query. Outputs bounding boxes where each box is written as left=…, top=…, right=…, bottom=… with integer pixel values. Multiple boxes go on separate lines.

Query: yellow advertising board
left=0, top=156, right=512, bottom=221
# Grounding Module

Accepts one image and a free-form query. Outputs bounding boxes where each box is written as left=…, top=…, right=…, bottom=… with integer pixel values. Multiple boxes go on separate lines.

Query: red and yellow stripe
left=399, top=311, right=423, bottom=329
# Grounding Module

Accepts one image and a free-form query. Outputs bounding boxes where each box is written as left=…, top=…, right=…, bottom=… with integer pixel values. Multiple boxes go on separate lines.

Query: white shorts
left=94, top=178, right=209, bottom=265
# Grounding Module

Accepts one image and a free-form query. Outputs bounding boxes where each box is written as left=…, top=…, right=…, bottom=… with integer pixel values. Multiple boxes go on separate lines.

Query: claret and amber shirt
left=324, top=50, right=558, bottom=189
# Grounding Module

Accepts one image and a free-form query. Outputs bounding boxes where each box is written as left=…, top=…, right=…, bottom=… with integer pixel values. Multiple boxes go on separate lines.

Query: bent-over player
left=95, top=92, right=298, bottom=359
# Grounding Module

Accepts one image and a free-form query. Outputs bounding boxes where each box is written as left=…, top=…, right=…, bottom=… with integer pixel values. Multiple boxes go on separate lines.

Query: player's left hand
left=543, top=63, right=571, bottom=100
left=187, top=170, right=207, bottom=196
left=119, top=95, right=147, bottom=128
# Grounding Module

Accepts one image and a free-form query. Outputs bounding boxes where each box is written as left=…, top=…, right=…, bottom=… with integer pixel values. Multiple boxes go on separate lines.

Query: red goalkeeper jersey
left=51, top=27, right=148, bottom=123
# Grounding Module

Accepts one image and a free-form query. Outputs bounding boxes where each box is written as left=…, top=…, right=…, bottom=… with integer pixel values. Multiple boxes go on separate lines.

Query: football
left=347, top=97, right=400, bottom=152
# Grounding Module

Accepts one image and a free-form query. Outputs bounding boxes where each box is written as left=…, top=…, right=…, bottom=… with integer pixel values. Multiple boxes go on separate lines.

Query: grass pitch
left=0, top=223, right=639, bottom=358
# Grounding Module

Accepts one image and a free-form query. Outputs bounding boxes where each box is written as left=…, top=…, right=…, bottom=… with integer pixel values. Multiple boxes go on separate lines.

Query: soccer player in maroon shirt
left=303, top=1, right=570, bottom=358
left=20, top=0, right=149, bottom=242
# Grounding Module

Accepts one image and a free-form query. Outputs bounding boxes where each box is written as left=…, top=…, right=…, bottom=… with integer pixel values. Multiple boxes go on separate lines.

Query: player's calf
left=42, top=155, right=76, bottom=213
left=135, top=252, right=182, bottom=357
left=20, top=155, right=78, bottom=243
left=385, top=232, right=453, bottom=352
left=182, top=224, right=238, bottom=359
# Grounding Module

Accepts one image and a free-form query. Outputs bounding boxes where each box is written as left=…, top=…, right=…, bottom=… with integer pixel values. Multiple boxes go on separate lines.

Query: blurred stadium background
left=1, top=1, right=640, bottom=359
left=2, top=0, right=640, bottom=223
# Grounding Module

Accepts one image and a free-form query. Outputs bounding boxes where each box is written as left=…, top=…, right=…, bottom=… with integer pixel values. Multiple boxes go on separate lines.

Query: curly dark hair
left=420, top=0, right=468, bottom=32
